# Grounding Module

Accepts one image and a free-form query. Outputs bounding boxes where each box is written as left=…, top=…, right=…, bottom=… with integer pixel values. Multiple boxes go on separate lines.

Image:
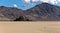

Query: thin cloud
left=24, top=0, right=30, bottom=3
left=13, top=4, right=17, bottom=7
left=24, top=0, right=60, bottom=4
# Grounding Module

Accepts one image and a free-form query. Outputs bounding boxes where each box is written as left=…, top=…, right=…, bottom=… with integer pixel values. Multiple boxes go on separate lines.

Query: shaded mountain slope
left=24, top=3, right=60, bottom=21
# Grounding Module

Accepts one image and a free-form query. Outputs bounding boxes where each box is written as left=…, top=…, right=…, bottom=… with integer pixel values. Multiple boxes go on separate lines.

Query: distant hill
left=0, top=3, right=60, bottom=21
left=0, top=6, right=24, bottom=21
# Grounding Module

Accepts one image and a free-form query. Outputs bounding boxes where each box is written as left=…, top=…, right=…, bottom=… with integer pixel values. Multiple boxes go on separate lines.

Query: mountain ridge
left=24, top=3, right=60, bottom=21
left=0, top=3, right=60, bottom=21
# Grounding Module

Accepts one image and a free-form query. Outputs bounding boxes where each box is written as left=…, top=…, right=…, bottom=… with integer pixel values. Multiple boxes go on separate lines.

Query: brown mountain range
left=0, top=3, right=60, bottom=21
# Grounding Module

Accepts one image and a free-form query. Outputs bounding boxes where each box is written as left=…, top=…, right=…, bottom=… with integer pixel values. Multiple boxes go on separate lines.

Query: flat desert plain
left=0, top=22, right=60, bottom=33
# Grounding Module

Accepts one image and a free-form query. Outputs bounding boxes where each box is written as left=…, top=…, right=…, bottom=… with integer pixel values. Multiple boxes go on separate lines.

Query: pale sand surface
left=0, top=21, right=60, bottom=33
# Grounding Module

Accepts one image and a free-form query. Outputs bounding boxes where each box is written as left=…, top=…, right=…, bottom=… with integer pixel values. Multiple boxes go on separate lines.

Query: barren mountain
left=0, top=3, right=60, bottom=21
left=24, top=3, right=60, bottom=21
left=0, top=6, right=25, bottom=21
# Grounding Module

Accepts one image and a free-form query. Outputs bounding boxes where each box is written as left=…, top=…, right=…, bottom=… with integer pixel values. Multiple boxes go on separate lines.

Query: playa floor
left=0, top=22, right=60, bottom=33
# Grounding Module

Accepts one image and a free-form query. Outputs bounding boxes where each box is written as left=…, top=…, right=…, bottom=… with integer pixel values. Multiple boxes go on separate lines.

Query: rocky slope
left=0, top=6, right=25, bottom=21
left=24, top=3, right=60, bottom=21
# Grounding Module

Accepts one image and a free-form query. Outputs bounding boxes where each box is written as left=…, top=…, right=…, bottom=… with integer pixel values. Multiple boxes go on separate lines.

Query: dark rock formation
left=14, top=16, right=32, bottom=21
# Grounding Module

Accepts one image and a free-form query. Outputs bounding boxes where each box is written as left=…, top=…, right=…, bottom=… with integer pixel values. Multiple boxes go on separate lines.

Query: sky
left=0, top=0, right=60, bottom=10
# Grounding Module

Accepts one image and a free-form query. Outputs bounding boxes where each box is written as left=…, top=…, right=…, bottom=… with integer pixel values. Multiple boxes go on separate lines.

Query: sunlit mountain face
left=0, top=0, right=60, bottom=10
